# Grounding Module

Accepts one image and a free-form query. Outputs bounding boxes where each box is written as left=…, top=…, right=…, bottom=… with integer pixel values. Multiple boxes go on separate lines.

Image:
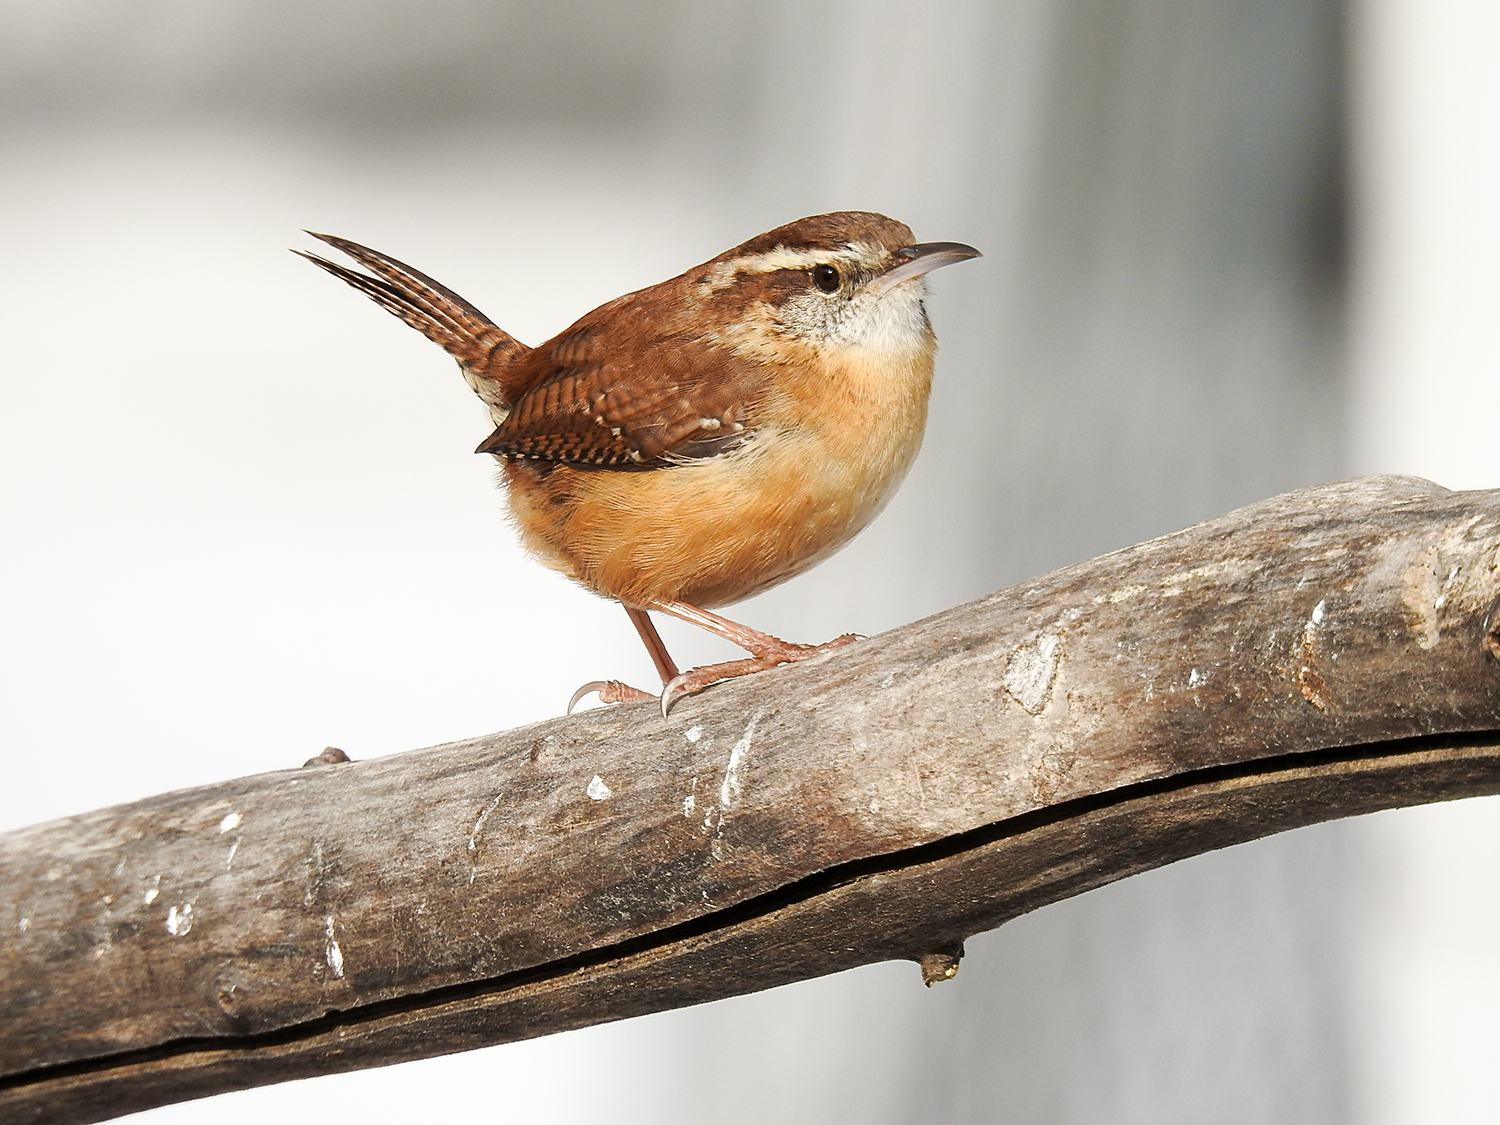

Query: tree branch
left=5, top=476, right=1500, bottom=1123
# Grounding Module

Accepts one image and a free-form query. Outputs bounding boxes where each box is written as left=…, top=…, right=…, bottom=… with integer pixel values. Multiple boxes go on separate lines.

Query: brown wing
left=476, top=316, right=761, bottom=467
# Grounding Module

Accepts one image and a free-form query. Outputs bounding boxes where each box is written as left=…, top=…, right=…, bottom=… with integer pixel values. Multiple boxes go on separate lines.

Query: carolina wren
left=298, top=212, right=979, bottom=714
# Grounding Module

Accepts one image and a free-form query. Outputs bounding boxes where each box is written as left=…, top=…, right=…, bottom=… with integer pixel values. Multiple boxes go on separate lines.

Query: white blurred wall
left=7, top=1, right=1488, bottom=1121
left=1347, top=0, right=1500, bottom=1121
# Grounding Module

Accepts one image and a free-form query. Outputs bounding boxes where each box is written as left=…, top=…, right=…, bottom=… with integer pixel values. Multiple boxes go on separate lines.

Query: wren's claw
left=660, top=658, right=767, bottom=718
left=567, top=679, right=655, bottom=714
left=658, top=633, right=864, bottom=717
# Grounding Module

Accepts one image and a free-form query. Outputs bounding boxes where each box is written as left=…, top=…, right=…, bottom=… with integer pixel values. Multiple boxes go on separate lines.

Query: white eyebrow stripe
left=729, top=244, right=871, bottom=273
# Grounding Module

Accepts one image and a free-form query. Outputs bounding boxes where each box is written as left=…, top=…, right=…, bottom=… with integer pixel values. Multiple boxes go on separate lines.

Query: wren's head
left=695, top=211, right=980, bottom=353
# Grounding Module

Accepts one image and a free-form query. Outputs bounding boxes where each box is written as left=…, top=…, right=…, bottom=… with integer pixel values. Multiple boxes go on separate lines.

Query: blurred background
left=0, top=0, right=1496, bottom=1121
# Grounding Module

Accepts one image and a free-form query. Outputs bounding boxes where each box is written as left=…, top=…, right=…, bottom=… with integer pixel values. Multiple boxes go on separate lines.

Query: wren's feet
left=567, top=679, right=655, bottom=713
left=658, top=632, right=861, bottom=717
left=569, top=604, right=863, bottom=717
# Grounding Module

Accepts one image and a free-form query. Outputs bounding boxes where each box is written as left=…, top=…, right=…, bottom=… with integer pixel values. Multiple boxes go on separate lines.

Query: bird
left=297, top=212, right=979, bottom=715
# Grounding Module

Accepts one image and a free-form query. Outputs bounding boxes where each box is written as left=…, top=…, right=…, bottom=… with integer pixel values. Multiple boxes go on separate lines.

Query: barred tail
left=296, top=232, right=523, bottom=416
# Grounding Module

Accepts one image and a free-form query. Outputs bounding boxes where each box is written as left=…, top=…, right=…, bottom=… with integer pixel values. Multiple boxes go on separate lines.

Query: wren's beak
left=868, top=241, right=981, bottom=298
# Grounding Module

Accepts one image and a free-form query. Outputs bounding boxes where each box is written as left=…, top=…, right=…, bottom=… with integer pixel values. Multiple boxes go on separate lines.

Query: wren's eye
left=811, top=264, right=841, bottom=294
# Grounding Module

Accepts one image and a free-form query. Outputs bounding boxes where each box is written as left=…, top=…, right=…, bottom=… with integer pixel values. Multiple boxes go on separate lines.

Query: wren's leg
left=650, top=600, right=861, bottom=715
left=625, top=605, right=680, bottom=682
left=567, top=605, right=682, bottom=713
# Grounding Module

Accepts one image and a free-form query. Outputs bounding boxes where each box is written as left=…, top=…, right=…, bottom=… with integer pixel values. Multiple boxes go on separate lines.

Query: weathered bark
left=5, top=476, right=1500, bottom=1123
